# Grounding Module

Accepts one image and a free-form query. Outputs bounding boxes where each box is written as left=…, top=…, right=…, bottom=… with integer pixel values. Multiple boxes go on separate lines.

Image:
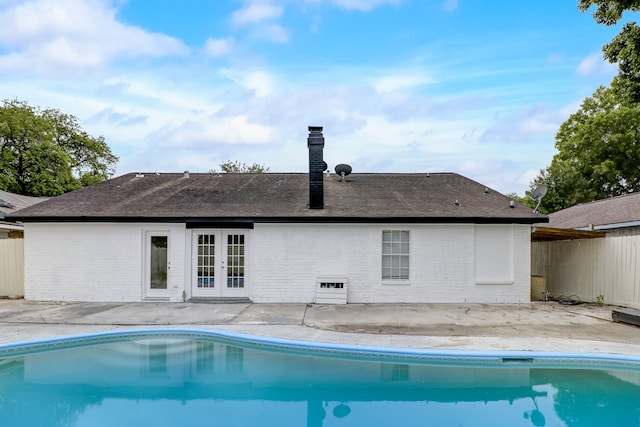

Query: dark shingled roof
left=8, top=172, right=546, bottom=224
left=0, top=190, right=48, bottom=219
left=548, top=192, right=640, bottom=230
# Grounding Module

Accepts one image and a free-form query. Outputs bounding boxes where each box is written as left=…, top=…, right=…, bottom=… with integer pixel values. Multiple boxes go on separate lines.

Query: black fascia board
left=8, top=215, right=547, bottom=225
left=186, top=221, right=254, bottom=229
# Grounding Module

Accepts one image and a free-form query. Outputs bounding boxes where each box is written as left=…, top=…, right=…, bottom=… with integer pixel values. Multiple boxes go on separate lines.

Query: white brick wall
left=24, top=222, right=531, bottom=303
left=24, top=223, right=186, bottom=302
left=249, top=223, right=531, bottom=303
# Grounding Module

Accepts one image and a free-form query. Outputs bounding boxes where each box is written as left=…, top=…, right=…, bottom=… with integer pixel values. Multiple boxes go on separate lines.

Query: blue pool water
left=1, top=330, right=640, bottom=427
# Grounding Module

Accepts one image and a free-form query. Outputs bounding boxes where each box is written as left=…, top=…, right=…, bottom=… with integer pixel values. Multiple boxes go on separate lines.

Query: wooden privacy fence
left=532, top=234, right=640, bottom=309
left=0, top=239, right=24, bottom=298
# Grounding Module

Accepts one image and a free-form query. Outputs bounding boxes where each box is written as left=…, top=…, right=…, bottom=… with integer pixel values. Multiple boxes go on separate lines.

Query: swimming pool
left=1, top=329, right=640, bottom=426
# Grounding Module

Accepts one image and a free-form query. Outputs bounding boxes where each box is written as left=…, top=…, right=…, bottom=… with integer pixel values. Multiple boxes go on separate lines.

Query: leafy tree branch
left=0, top=99, right=118, bottom=196
left=213, top=160, right=270, bottom=173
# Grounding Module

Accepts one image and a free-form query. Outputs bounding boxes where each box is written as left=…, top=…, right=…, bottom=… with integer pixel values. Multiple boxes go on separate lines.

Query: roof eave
left=9, top=215, right=547, bottom=225
left=0, top=221, right=23, bottom=231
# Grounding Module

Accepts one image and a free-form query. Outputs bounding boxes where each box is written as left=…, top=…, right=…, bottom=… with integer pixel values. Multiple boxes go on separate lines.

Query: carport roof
left=531, top=226, right=606, bottom=242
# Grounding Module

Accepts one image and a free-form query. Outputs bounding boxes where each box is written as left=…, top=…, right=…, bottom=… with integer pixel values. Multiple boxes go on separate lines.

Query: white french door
left=191, top=231, right=248, bottom=298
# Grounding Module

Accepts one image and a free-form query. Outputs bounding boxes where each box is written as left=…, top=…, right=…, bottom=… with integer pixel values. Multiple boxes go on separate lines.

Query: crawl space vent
left=316, top=277, right=348, bottom=304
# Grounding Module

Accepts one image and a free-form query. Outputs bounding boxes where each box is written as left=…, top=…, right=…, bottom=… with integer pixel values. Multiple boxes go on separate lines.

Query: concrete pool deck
left=1, top=299, right=640, bottom=355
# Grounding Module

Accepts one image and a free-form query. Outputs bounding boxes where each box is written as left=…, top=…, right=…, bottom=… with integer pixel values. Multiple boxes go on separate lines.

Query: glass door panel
left=192, top=232, right=220, bottom=297
left=145, top=231, right=170, bottom=299
left=226, top=234, right=245, bottom=289
left=150, top=235, right=168, bottom=289
left=197, top=234, right=216, bottom=289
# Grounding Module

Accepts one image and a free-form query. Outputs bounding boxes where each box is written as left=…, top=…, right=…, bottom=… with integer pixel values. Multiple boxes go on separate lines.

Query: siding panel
left=0, top=239, right=24, bottom=297
left=533, top=234, right=640, bottom=308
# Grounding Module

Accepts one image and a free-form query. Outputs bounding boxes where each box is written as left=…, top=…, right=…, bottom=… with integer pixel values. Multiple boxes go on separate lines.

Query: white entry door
left=191, top=231, right=248, bottom=298
left=144, top=231, right=171, bottom=299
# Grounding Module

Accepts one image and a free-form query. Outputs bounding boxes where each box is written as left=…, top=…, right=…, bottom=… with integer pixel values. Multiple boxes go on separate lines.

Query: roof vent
left=135, top=172, right=144, bottom=178
left=453, top=200, right=462, bottom=207
left=184, top=170, right=190, bottom=179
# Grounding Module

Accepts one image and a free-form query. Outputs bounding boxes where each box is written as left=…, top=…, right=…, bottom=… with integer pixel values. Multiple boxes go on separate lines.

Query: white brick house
left=10, top=127, right=545, bottom=304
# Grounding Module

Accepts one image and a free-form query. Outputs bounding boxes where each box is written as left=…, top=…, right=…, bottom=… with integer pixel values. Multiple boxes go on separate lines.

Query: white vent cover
left=316, top=276, right=348, bottom=304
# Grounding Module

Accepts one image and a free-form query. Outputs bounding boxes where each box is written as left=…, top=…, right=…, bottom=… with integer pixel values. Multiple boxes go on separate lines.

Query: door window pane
left=197, top=234, right=215, bottom=288
left=150, top=236, right=168, bottom=289
left=227, top=234, right=245, bottom=288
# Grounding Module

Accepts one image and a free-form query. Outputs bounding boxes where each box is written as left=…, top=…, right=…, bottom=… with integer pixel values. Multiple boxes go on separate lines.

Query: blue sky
left=0, top=0, right=631, bottom=194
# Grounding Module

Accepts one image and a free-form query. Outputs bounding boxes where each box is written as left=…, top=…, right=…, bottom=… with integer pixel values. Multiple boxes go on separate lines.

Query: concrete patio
left=1, top=299, right=639, bottom=355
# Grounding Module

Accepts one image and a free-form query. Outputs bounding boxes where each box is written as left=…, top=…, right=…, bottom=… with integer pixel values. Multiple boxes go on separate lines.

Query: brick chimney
left=307, top=126, right=325, bottom=209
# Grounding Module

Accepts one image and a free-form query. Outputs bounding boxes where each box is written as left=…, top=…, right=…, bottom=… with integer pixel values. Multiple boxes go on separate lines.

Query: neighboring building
left=0, top=190, right=47, bottom=238
left=546, top=192, right=640, bottom=236
left=532, top=193, right=640, bottom=308
left=0, top=190, right=48, bottom=298
left=9, top=127, right=545, bottom=304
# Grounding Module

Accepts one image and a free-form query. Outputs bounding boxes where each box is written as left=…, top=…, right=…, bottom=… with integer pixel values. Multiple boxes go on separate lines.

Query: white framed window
left=382, top=230, right=410, bottom=280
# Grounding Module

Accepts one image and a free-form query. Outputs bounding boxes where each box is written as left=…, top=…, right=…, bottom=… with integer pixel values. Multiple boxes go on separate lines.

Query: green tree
left=603, top=22, right=640, bottom=104
left=214, top=160, right=270, bottom=173
left=0, top=99, right=118, bottom=196
left=578, top=0, right=640, bottom=25
left=579, top=1, right=640, bottom=104
left=529, top=86, right=640, bottom=213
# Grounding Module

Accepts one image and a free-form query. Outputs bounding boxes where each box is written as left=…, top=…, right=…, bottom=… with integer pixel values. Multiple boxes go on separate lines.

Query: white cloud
left=257, top=24, right=289, bottom=43
left=156, top=115, right=274, bottom=148
left=373, top=72, right=432, bottom=93
left=231, top=2, right=283, bottom=26
left=0, top=0, right=188, bottom=75
left=245, top=71, right=277, bottom=97
left=519, top=169, right=540, bottom=188
left=442, top=0, right=458, bottom=12
left=481, top=105, right=564, bottom=144
left=459, top=160, right=502, bottom=176
left=576, top=52, right=616, bottom=77
left=328, top=0, right=401, bottom=11
left=95, top=74, right=225, bottom=113
left=204, top=37, right=233, bottom=57
left=228, top=2, right=289, bottom=43
left=86, top=107, right=148, bottom=127
left=223, top=69, right=277, bottom=97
